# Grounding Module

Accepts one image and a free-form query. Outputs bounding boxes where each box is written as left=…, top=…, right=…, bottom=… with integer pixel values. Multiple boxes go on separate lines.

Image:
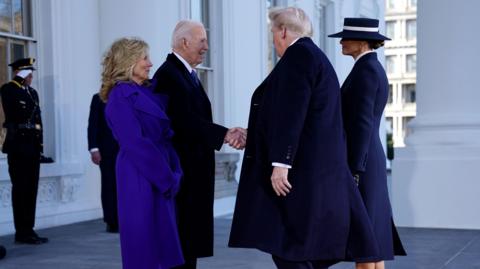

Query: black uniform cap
left=8, top=57, right=36, bottom=71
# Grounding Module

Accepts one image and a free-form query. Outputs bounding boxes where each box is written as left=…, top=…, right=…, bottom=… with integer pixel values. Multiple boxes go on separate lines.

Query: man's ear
left=182, top=37, right=189, bottom=48
left=282, top=27, right=287, bottom=39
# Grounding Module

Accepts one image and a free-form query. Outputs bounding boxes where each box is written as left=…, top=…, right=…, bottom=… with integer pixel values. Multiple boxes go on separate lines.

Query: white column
left=392, top=0, right=480, bottom=229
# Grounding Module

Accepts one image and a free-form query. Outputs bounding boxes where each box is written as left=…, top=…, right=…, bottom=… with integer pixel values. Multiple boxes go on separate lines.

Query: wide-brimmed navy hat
left=328, top=18, right=390, bottom=41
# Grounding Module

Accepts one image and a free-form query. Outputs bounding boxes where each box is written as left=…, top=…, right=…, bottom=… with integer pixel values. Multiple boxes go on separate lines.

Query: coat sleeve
left=347, top=66, right=379, bottom=173
left=266, top=45, right=313, bottom=166
left=158, top=73, right=228, bottom=151
left=105, top=87, right=181, bottom=194
left=87, top=94, right=99, bottom=151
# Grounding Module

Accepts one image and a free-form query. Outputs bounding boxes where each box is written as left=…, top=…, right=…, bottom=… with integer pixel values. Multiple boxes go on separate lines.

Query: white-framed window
left=266, top=0, right=282, bottom=72
left=402, top=83, right=416, bottom=104
left=386, top=20, right=396, bottom=40
left=387, top=0, right=397, bottom=10
left=408, top=0, right=417, bottom=9
left=402, top=116, right=415, bottom=138
left=0, top=0, right=33, bottom=84
left=0, top=0, right=34, bottom=150
left=388, top=84, right=394, bottom=104
left=386, top=55, right=397, bottom=74
left=386, top=116, right=393, bottom=132
left=406, top=19, right=416, bottom=41
left=406, top=54, right=416, bottom=73
left=190, top=0, right=212, bottom=94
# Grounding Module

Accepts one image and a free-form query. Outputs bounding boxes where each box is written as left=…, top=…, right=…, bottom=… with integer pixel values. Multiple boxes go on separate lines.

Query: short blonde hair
left=99, top=37, right=149, bottom=102
left=269, top=7, right=313, bottom=38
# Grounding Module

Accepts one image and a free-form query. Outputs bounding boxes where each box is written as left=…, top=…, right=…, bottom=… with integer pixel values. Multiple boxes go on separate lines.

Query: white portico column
left=392, top=0, right=480, bottom=229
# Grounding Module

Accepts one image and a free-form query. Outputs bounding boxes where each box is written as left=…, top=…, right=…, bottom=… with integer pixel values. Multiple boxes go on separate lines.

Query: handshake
left=224, top=127, right=247, bottom=150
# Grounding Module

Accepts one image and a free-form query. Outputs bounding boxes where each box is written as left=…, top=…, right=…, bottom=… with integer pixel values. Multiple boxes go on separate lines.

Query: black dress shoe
left=106, top=224, right=119, bottom=233
left=0, top=245, right=6, bottom=259
left=15, top=235, right=44, bottom=244
left=32, top=234, right=49, bottom=243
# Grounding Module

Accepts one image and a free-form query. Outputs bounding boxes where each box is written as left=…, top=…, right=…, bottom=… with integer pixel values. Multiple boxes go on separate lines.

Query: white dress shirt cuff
left=90, top=148, right=99, bottom=153
left=272, top=162, right=292, bottom=169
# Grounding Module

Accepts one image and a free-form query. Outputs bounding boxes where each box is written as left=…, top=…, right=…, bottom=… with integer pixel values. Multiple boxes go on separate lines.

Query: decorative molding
left=215, top=152, right=240, bottom=199
left=0, top=176, right=80, bottom=208
left=37, top=178, right=58, bottom=205
left=0, top=184, right=11, bottom=207
left=60, top=176, right=80, bottom=203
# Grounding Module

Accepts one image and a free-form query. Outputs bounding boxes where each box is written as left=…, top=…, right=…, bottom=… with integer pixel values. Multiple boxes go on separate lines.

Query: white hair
left=171, top=20, right=205, bottom=49
left=269, top=7, right=313, bottom=38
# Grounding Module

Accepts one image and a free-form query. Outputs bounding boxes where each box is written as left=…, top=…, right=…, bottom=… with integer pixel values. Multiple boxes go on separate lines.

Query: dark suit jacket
left=229, top=38, right=379, bottom=262
left=87, top=93, right=119, bottom=157
left=1, top=77, right=43, bottom=155
left=153, top=53, right=228, bottom=258
left=341, top=52, right=406, bottom=258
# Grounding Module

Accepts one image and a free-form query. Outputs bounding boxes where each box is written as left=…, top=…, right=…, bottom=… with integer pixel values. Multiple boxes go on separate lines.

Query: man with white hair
left=229, top=7, right=380, bottom=269
left=153, top=20, right=246, bottom=269
left=1, top=58, right=48, bottom=245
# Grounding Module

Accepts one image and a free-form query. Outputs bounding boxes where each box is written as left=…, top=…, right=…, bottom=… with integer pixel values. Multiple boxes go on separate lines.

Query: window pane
left=409, top=0, right=417, bottom=8
left=402, top=116, right=414, bottom=138
left=386, top=55, right=396, bottom=74
left=13, top=0, right=22, bottom=34
left=386, top=117, right=393, bottom=132
left=191, top=0, right=210, bottom=67
left=317, top=5, right=326, bottom=51
left=387, top=0, right=396, bottom=10
left=406, top=54, right=416, bottom=73
left=406, top=19, right=416, bottom=41
left=10, top=41, right=24, bottom=63
left=386, top=21, right=396, bottom=40
left=388, top=84, right=393, bottom=104
left=402, top=83, right=416, bottom=103
left=0, top=0, right=12, bottom=33
left=0, top=37, right=7, bottom=84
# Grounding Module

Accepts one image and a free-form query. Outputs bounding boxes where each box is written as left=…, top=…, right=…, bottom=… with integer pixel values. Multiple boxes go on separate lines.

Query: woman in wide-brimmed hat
left=329, top=18, right=406, bottom=269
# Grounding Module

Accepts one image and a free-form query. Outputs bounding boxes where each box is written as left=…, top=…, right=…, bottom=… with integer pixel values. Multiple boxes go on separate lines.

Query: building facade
left=384, top=0, right=416, bottom=147
left=0, top=0, right=386, bottom=235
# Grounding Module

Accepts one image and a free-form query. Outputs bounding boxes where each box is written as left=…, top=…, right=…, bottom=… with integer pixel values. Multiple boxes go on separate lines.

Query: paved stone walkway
left=1, top=217, right=479, bottom=268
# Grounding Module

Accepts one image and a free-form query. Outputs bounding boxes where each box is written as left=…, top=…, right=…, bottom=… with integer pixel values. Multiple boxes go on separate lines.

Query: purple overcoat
left=105, top=81, right=184, bottom=269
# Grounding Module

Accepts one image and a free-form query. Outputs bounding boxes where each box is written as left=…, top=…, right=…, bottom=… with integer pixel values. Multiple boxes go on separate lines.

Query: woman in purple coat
left=329, top=18, right=406, bottom=269
left=100, top=37, right=184, bottom=269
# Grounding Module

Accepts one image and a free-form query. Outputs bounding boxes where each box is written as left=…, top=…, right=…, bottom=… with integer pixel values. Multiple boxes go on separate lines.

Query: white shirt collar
left=355, top=50, right=374, bottom=62
left=289, top=37, right=301, bottom=47
left=173, top=51, right=194, bottom=73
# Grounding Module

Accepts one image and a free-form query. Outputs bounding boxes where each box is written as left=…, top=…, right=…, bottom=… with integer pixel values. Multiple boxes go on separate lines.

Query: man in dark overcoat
left=1, top=58, right=48, bottom=244
left=228, top=7, right=380, bottom=269
left=88, top=92, right=119, bottom=233
left=153, top=20, right=246, bottom=269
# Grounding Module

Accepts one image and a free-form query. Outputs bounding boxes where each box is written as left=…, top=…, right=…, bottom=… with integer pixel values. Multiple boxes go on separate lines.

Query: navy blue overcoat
left=153, top=54, right=228, bottom=259
left=341, top=52, right=406, bottom=259
left=229, top=38, right=380, bottom=262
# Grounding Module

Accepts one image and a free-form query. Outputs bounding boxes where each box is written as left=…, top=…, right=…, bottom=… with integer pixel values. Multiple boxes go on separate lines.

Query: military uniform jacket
left=1, top=78, right=43, bottom=155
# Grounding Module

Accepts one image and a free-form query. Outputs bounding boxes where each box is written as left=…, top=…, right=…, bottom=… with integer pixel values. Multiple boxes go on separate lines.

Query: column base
left=392, top=145, right=480, bottom=229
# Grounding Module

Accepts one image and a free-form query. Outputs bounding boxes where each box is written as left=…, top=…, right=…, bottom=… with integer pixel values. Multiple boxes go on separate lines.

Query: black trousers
left=272, top=256, right=333, bottom=269
left=8, top=151, right=40, bottom=237
left=99, top=156, right=118, bottom=227
left=172, top=258, right=197, bottom=269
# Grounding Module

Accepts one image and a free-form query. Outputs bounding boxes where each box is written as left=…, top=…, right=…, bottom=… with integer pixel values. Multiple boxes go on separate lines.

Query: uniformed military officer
left=1, top=58, right=48, bottom=244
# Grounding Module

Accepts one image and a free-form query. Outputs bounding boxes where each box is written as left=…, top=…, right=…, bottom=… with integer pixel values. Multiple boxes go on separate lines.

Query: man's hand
left=271, top=167, right=292, bottom=196
left=224, top=127, right=247, bottom=150
left=90, top=151, right=101, bottom=165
